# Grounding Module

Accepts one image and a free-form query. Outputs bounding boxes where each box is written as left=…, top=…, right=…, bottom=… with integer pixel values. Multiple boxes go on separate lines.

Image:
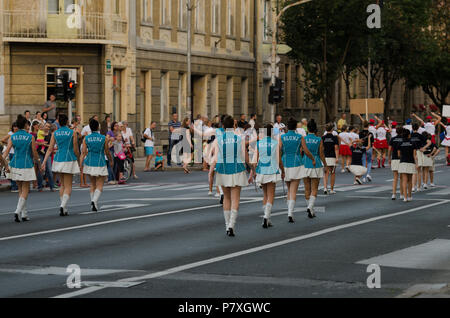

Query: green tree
left=403, top=0, right=450, bottom=111
left=281, top=0, right=368, bottom=122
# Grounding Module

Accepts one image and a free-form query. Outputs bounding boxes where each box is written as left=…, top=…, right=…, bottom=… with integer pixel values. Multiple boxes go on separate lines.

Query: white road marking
left=79, top=204, right=149, bottom=215
left=357, top=239, right=450, bottom=271
left=54, top=199, right=450, bottom=298
left=346, top=196, right=442, bottom=201
left=356, top=186, right=392, bottom=193
left=335, top=185, right=368, bottom=192
left=0, top=198, right=264, bottom=242
left=0, top=266, right=143, bottom=276
left=427, top=188, right=450, bottom=196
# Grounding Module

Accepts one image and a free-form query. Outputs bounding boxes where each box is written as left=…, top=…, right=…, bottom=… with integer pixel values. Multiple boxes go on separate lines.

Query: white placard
left=442, top=105, right=450, bottom=117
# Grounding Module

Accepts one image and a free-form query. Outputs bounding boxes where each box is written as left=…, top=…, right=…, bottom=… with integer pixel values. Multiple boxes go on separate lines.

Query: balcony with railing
left=1, top=10, right=127, bottom=45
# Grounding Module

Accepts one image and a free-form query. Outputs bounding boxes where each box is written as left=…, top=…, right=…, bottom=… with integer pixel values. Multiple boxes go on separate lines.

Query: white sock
left=287, top=200, right=295, bottom=217
left=60, top=196, right=63, bottom=205
left=223, top=210, right=231, bottom=230
left=22, top=203, right=28, bottom=218
left=219, top=186, right=224, bottom=195
left=305, top=199, right=309, bottom=209
left=229, top=210, right=238, bottom=229
left=93, top=190, right=102, bottom=207
left=308, top=196, right=316, bottom=209
left=262, top=204, right=266, bottom=214
left=61, top=194, right=70, bottom=209
left=90, top=192, right=94, bottom=202
left=15, top=197, right=26, bottom=216
left=264, top=204, right=273, bottom=220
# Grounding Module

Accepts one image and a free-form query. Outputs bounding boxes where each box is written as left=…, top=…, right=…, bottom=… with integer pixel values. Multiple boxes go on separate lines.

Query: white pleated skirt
left=391, top=159, right=400, bottom=172
left=349, top=165, right=368, bottom=176
left=302, top=167, right=324, bottom=179
left=325, top=158, right=337, bottom=167
left=422, top=155, right=434, bottom=167
left=84, top=165, right=108, bottom=177
left=284, top=166, right=304, bottom=181
left=441, top=138, right=450, bottom=147
left=8, top=167, right=36, bottom=182
left=256, top=173, right=282, bottom=185
left=53, top=161, right=80, bottom=174
left=399, top=163, right=416, bottom=175
left=216, top=171, right=249, bottom=188
left=417, top=151, right=425, bottom=167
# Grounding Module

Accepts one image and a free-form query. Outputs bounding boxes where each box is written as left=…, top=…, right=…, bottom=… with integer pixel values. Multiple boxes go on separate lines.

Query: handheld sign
left=443, top=105, right=450, bottom=117
left=350, top=99, right=384, bottom=118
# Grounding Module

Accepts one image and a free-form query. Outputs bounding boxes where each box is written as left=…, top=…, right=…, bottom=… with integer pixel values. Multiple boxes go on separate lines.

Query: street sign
left=266, top=55, right=281, bottom=65
left=443, top=105, right=450, bottom=117
left=106, top=59, right=112, bottom=70
left=350, top=98, right=384, bottom=116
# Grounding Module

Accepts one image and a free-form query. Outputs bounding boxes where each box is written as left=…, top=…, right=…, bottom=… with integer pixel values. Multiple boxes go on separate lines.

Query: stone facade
left=0, top=0, right=434, bottom=145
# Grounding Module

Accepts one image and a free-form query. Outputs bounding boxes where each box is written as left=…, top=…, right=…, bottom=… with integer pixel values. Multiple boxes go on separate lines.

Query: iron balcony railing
left=1, top=10, right=127, bottom=41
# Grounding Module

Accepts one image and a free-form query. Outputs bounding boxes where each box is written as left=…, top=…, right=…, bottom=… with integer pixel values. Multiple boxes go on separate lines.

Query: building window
left=227, top=0, right=235, bottom=36
left=114, top=0, right=121, bottom=15
left=241, top=78, right=248, bottom=115
left=48, top=0, right=59, bottom=14
left=179, top=0, right=187, bottom=30
left=211, top=0, right=220, bottom=34
left=226, top=76, right=234, bottom=116
left=142, top=0, right=153, bottom=23
left=195, top=0, right=205, bottom=32
left=160, top=72, right=169, bottom=123
left=241, top=0, right=250, bottom=38
left=161, top=0, right=171, bottom=26
left=263, top=0, right=272, bottom=41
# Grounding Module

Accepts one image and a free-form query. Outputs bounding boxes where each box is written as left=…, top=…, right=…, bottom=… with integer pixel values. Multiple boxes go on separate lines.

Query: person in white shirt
left=374, top=116, right=390, bottom=168
left=249, top=114, right=257, bottom=129
left=412, top=113, right=440, bottom=144
left=338, top=126, right=352, bottom=173
left=433, top=113, right=450, bottom=166
left=390, top=121, right=398, bottom=138
left=273, top=114, right=286, bottom=135
left=143, top=122, right=157, bottom=172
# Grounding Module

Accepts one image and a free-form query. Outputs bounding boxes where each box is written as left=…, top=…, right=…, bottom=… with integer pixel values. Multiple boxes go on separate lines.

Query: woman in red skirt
left=374, top=116, right=390, bottom=168
left=338, top=125, right=352, bottom=173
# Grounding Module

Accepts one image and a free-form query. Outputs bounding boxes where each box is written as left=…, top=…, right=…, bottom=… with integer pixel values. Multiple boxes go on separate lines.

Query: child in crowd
left=154, top=152, right=164, bottom=171
left=349, top=141, right=369, bottom=185
left=113, top=133, right=127, bottom=184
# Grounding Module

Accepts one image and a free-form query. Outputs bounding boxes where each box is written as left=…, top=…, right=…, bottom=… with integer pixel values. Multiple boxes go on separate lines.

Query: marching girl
left=338, top=125, right=352, bottom=173
left=250, top=124, right=284, bottom=229
left=421, top=132, right=440, bottom=189
left=322, top=123, right=339, bottom=195
left=80, top=119, right=113, bottom=212
left=281, top=118, right=315, bottom=223
left=413, top=113, right=440, bottom=144
left=388, top=127, right=404, bottom=200
left=433, top=113, right=450, bottom=166
left=3, top=115, right=40, bottom=222
left=42, top=114, right=80, bottom=217
left=374, top=116, right=390, bottom=168
left=398, top=129, right=418, bottom=202
left=303, top=119, right=326, bottom=219
left=209, top=115, right=249, bottom=237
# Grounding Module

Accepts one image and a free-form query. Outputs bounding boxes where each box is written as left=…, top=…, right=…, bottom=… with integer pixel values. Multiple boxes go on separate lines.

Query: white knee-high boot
left=61, top=194, right=70, bottom=211
left=93, top=190, right=102, bottom=209
left=287, top=200, right=295, bottom=217
left=15, top=197, right=26, bottom=216
left=223, top=210, right=231, bottom=230
left=229, top=210, right=238, bottom=230
left=264, top=203, right=273, bottom=220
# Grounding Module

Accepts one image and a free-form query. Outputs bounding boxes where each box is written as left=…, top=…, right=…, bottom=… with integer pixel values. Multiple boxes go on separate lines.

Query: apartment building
left=0, top=0, right=432, bottom=150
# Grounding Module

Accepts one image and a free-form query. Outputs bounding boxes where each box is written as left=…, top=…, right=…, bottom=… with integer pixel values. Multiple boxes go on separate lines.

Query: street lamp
left=270, top=0, right=312, bottom=120
left=271, top=0, right=312, bottom=86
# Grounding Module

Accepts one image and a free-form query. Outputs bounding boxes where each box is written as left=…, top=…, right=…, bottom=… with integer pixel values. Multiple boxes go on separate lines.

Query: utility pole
left=270, top=0, right=312, bottom=120
left=187, top=0, right=192, bottom=121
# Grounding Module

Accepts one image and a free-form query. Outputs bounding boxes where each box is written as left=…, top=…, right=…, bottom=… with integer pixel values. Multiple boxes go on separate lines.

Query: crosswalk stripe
left=427, top=188, right=450, bottom=196
left=335, top=185, right=368, bottom=192
left=356, top=186, right=392, bottom=193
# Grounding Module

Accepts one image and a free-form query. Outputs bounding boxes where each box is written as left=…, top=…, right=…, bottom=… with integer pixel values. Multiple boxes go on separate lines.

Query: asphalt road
left=0, top=154, right=449, bottom=298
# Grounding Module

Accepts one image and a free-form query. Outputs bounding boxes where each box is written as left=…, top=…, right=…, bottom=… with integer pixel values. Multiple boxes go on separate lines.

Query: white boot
left=92, top=190, right=102, bottom=211
left=14, top=197, right=26, bottom=221
left=223, top=210, right=231, bottom=231
left=287, top=200, right=295, bottom=218
left=61, top=194, right=70, bottom=215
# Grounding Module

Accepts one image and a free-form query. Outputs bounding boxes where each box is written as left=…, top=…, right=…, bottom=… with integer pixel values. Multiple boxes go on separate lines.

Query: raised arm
left=412, top=113, right=425, bottom=125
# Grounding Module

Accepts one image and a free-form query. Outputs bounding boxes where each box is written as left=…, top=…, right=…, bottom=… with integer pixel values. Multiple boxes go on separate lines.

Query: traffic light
left=56, top=71, right=69, bottom=101
left=269, top=78, right=285, bottom=104
left=67, top=80, right=77, bottom=100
